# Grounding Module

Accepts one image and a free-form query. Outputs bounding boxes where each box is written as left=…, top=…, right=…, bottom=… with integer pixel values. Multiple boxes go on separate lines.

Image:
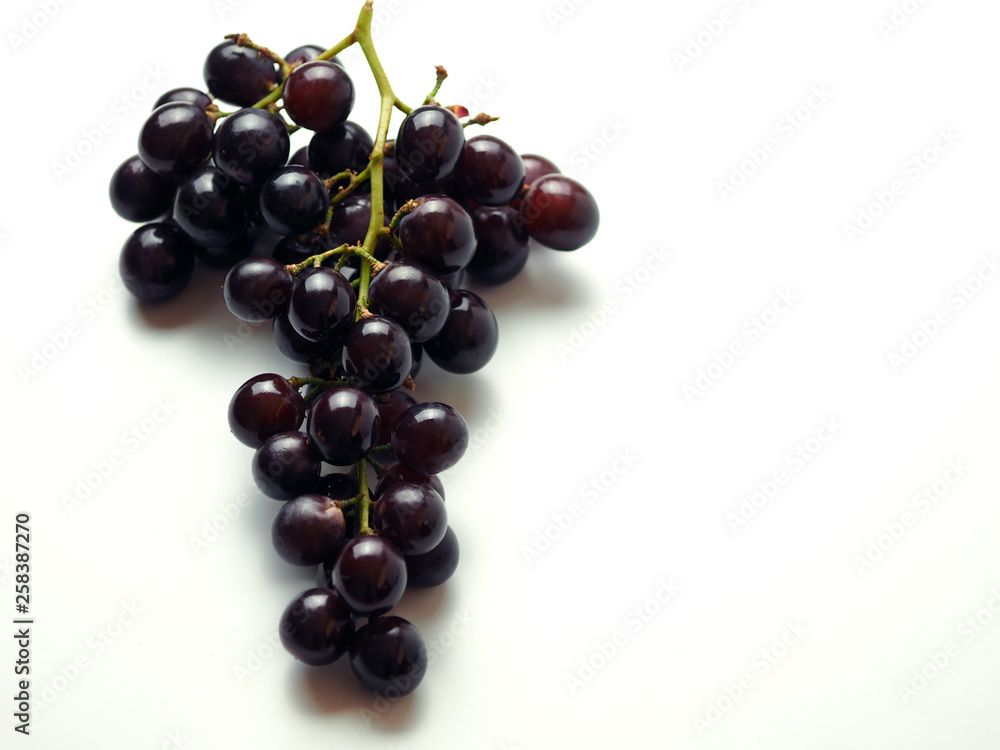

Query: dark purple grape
left=373, top=483, right=447, bottom=555
left=173, top=166, right=248, bottom=246
left=272, top=494, right=347, bottom=565
left=284, top=45, right=343, bottom=67
left=288, top=145, right=310, bottom=169
left=374, top=464, right=445, bottom=500
left=398, top=196, right=476, bottom=274
left=308, top=121, right=373, bottom=179
left=259, top=166, right=329, bottom=236
left=332, top=535, right=406, bottom=615
left=424, top=290, right=498, bottom=374
left=109, top=155, right=176, bottom=222
left=329, top=193, right=391, bottom=255
left=272, top=235, right=314, bottom=265
left=213, top=108, right=290, bottom=185
left=279, top=588, right=354, bottom=666
left=342, top=316, right=412, bottom=393
left=409, top=341, right=424, bottom=378
left=287, top=266, right=356, bottom=343
left=438, top=268, right=465, bottom=291
left=349, top=616, right=426, bottom=696
left=193, top=223, right=256, bottom=269
left=382, top=141, right=403, bottom=197
left=252, top=431, right=320, bottom=500
left=369, top=389, right=416, bottom=466
left=391, top=402, right=468, bottom=475
left=138, top=102, right=214, bottom=179
left=390, top=174, right=462, bottom=212
left=272, top=314, right=336, bottom=364
left=510, top=155, right=558, bottom=210
left=405, top=526, right=459, bottom=588
left=307, top=385, right=379, bottom=465
left=317, top=472, right=359, bottom=500
left=153, top=87, right=212, bottom=111
left=119, top=222, right=196, bottom=303
left=521, top=153, right=560, bottom=186
left=228, top=373, right=306, bottom=448
left=224, top=256, right=292, bottom=322
left=375, top=390, right=417, bottom=448
left=467, top=206, right=530, bottom=285
left=204, top=41, right=280, bottom=107
left=456, top=134, right=525, bottom=206
left=394, top=105, right=465, bottom=184
left=283, top=61, right=355, bottom=133
left=368, top=261, right=450, bottom=342
left=519, top=174, right=599, bottom=251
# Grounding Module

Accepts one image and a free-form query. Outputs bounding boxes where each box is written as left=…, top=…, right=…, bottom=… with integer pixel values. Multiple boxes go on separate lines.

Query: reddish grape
left=519, top=174, right=599, bottom=251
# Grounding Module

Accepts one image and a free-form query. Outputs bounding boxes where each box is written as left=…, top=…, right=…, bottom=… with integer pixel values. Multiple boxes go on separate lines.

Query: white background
left=3, top=0, right=1000, bottom=747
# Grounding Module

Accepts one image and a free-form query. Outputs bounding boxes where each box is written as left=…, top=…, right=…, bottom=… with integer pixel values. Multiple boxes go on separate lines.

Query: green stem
left=317, top=30, right=358, bottom=63
left=328, top=165, right=372, bottom=207
left=356, top=458, right=373, bottom=534
left=423, top=65, right=448, bottom=105
left=288, top=376, right=348, bottom=390
left=284, top=243, right=352, bottom=276
left=354, top=1, right=406, bottom=316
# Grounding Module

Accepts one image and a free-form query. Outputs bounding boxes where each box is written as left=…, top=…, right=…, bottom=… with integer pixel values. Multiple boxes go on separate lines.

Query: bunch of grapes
left=109, top=2, right=598, bottom=698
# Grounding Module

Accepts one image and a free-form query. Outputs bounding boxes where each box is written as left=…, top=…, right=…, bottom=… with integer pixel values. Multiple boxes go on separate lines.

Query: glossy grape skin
left=519, top=174, right=599, bottom=251
left=138, top=102, right=214, bottom=179
left=467, top=206, right=530, bottom=285
left=119, top=223, right=197, bottom=303
left=328, top=193, right=392, bottom=256
left=272, top=314, right=335, bottom=364
left=288, top=145, right=310, bottom=169
left=521, top=153, right=560, bottom=186
left=438, top=268, right=465, bottom=291
left=203, top=41, right=280, bottom=107
left=308, top=121, right=373, bottom=179
left=283, top=61, right=355, bottom=132
left=284, top=45, right=343, bottom=67
left=368, top=260, right=450, bottom=343
left=349, top=616, right=427, bottom=696
left=252, top=431, right=320, bottom=500
left=307, top=385, right=380, bottom=465
left=173, top=166, right=248, bottom=246
left=213, top=108, right=290, bottom=185
left=424, top=290, right=499, bottom=374
left=153, top=87, right=213, bottom=111
left=332, top=536, right=407, bottom=616
left=373, top=483, right=448, bottom=555
left=405, top=526, right=459, bottom=589
left=391, top=402, right=468, bottom=475
left=317, top=472, right=359, bottom=500
left=109, top=155, right=176, bottom=222
left=456, top=134, right=525, bottom=206
left=271, top=234, right=330, bottom=265
left=272, top=494, right=348, bottom=565
left=228, top=373, right=306, bottom=448
left=409, top=341, right=424, bottom=378
left=258, top=166, right=329, bottom=236
left=374, top=390, right=417, bottom=449
left=342, top=316, right=412, bottom=394
left=279, top=588, right=354, bottom=666
left=390, top=174, right=462, bottom=212
left=193, top=223, right=256, bottom=269
left=398, top=196, right=477, bottom=274
left=394, top=105, right=465, bottom=184
left=224, top=256, right=292, bottom=322
left=287, top=266, right=356, bottom=343
left=374, top=464, right=445, bottom=501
